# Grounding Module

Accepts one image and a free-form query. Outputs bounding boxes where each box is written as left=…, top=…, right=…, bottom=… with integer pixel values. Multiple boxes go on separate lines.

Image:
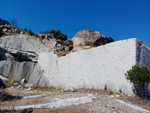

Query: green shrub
left=66, top=40, right=73, bottom=51
left=41, top=35, right=45, bottom=39
left=108, top=37, right=115, bottom=42
left=125, top=65, right=150, bottom=97
left=28, top=29, right=35, bottom=36
left=24, top=28, right=27, bottom=32
left=35, top=34, right=39, bottom=37
left=49, top=29, right=67, bottom=41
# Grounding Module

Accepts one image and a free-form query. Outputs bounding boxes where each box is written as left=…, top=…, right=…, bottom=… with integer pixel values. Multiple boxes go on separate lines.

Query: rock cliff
left=0, top=34, right=56, bottom=86
left=0, top=33, right=150, bottom=95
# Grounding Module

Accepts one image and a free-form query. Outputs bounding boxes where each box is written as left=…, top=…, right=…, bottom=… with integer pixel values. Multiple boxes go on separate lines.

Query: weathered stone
left=26, top=87, right=32, bottom=90
left=63, top=88, right=74, bottom=92
left=21, top=78, right=26, bottom=84
left=24, top=83, right=33, bottom=88
left=14, top=82, right=19, bottom=87
left=72, top=30, right=113, bottom=51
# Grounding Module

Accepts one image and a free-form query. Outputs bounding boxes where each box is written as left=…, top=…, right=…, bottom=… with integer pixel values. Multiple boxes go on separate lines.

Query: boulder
left=24, top=83, right=33, bottom=88
left=0, top=79, right=6, bottom=88
left=72, top=30, right=113, bottom=51
left=21, top=78, right=26, bottom=84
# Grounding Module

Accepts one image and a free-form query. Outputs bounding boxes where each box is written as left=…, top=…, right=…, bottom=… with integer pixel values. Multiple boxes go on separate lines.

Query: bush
left=41, top=35, right=45, bottom=39
left=35, top=34, right=39, bottom=37
left=108, top=37, right=115, bottom=42
left=66, top=40, right=73, bottom=51
left=125, top=65, right=150, bottom=97
left=28, top=29, right=35, bottom=36
left=24, top=28, right=27, bottom=32
left=49, top=29, right=67, bottom=41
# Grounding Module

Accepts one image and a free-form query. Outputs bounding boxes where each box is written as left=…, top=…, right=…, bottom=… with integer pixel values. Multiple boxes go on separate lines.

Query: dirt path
left=0, top=89, right=150, bottom=113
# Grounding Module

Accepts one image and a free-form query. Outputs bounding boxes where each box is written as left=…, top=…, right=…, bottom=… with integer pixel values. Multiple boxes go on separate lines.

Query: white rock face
left=38, top=38, right=138, bottom=94
left=0, top=35, right=150, bottom=95
left=0, top=34, right=55, bottom=53
left=0, top=34, right=55, bottom=86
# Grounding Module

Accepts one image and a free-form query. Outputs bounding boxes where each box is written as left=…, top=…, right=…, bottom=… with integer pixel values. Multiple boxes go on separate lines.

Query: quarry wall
left=0, top=35, right=150, bottom=95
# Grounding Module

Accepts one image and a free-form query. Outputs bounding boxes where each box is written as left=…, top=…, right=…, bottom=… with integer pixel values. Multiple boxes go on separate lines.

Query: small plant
left=108, top=37, right=115, bottom=42
left=104, top=84, right=107, bottom=91
left=41, top=35, right=45, bottom=39
left=66, top=40, right=73, bottom=51
left=24, top=28, right=27, bottom=32
left=119, top=89, right=122, bottom=93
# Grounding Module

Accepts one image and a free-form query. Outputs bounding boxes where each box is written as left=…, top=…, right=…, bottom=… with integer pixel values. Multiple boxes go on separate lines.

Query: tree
left=125, top=65, right=150, bottom=97
left=10, top=18, right=17, bottom=27
left=0, top=18, right=10, bottom=25
left=49, top=29, right=67, bottom=41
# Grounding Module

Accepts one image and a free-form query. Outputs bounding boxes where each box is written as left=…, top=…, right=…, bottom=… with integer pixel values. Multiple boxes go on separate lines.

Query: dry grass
left=123, top=96, right=150, bottom=111
left=32, top=86, right=57, bottom=92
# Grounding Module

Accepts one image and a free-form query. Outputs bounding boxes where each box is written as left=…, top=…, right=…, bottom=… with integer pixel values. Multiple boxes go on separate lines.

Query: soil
left=0, top=88, right=150, bottom=113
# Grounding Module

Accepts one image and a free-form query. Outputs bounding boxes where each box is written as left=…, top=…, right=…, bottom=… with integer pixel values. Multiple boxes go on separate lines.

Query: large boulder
left=72, top=30, right=113, bottom=51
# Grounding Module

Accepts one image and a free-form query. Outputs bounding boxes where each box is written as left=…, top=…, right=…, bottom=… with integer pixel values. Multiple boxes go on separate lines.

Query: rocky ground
left=0, top=88, right=150, bottom=113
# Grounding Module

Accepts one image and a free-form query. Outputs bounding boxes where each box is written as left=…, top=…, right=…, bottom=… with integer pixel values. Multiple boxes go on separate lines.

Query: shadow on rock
left=0, top=93, right=22, bottom=101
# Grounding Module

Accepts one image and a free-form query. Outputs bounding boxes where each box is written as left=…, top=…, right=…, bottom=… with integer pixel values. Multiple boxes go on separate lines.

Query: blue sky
left=0, top=0, right=150, bottom=46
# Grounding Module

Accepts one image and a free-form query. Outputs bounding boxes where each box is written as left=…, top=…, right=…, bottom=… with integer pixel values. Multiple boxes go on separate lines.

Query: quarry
left=0, top=25, right=150, bottom=112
